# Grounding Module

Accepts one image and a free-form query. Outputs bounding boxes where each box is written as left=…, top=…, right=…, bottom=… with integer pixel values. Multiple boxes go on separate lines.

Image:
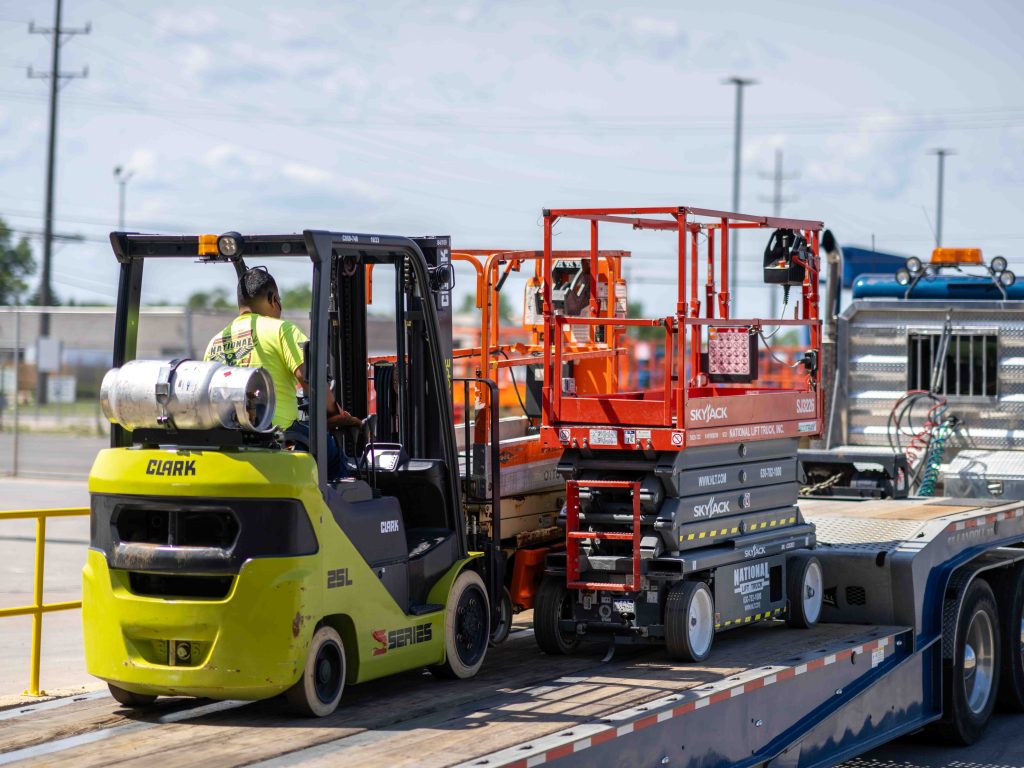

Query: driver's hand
left=327, top=413, right=362, bottom=431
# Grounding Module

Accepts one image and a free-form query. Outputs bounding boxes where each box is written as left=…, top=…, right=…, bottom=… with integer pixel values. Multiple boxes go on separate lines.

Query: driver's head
left=238, top=266, right=281, bottom=319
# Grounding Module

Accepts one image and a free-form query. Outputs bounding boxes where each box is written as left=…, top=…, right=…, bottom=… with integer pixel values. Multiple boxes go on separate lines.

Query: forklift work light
left=895, top=268, right=912, bottom=286
left=905, top=257, right=923, bottom=275
left=991, top=256, right=1008, bottom=274
left=1000, top=270, right=1016, bottom=287
left=217, top=232, right=244, bottom=258
left=100, top=359, right=275, bottom=432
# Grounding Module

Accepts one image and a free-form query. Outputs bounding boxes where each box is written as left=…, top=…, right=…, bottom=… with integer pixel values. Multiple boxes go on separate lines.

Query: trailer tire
left=665, top=580, right=715, bottom=662
left=431, top=569, right=490, bottom=679
left=996, top=568, right=1024, bottom=711
left=942, top=578, right=1001, bottom=744
left=786, top=554, right=823, bottom=629
left=285, top=625, right=346, bottom=717
left=490, top=587, right=513, bottom=646
left=108, top=683, right=156, bottom=708
left=534, top=576, right=580, bottom=655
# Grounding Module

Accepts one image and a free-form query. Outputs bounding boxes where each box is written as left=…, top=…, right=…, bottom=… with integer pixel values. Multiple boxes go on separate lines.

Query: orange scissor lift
left=532, top=205, right=828, bottom=662
left=369, top=247, right=636, bottom=637
left=447, top=248, right=633, bottom=627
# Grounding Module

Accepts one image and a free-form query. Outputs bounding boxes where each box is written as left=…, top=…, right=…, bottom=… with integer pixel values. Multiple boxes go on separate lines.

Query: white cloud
left=630, top=16, right=683, bottom=43
left=180, top=43, right=215, bottom=82
left=281, top=163, right=332, bottom=186
left=154, top=9, right=223, bottom=40
left=803, top=112, right=929, bottom=197
left=125, top=148, right=159, bottom=177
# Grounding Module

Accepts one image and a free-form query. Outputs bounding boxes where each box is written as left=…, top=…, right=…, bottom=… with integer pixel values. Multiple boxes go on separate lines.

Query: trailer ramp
left=1, top=620, right=904, bottom=768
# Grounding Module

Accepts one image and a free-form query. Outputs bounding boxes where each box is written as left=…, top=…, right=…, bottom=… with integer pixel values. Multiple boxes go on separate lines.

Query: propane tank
left=100, top=359, right=275, bottom=433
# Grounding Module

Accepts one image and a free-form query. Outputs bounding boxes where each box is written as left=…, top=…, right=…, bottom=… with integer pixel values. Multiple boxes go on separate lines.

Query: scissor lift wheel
left=786, top=554, right=824, bottom=629
left=665, top=581, right=715, bottom=662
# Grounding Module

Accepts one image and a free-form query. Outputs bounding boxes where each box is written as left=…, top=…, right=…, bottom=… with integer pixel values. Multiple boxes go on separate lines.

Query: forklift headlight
left=895, top=268, right=911, bottom=286
left=217, top=231, right=244, bottom=258
left=991, top=256, right=1008, bottom=274
left=1000, top=270, right=1016, bottom=287
left=905, top=257, right=923, bottom=275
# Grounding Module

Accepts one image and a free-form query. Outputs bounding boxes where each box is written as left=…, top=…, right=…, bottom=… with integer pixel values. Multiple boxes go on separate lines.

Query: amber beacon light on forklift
left=534, top=206, right=827, bottom=661
left=83, top=230, right=502, bottom=716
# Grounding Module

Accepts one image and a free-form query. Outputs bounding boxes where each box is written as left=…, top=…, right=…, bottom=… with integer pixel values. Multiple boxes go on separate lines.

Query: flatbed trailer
left=5, top=495, right=1024, bottom=767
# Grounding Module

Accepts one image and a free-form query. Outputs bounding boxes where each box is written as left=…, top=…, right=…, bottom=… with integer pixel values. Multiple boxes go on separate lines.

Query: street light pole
left=929, top=148, right=954, bottom=248
left=113, top=166, right=134, bottom=230
left=723, top=76, right=757, bottom=309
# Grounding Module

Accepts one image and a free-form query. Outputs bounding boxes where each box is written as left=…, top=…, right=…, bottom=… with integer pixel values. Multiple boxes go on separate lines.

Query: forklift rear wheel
left=997, top=567, right=1024, bottom=710
left=534, top=575, right=580, bottom=655
left=665, top=580, right=715, bottom=662
left=286, top=625, right=346, bottom=717
left=108, top=683, right=156, bottom=708
left=939, top=578, right=1000, bottom=744
left=431, top=569, right=490, bottom=679
left=490, top=587, right=513, bottom=646
left=786, top=554, right=824, bottom=628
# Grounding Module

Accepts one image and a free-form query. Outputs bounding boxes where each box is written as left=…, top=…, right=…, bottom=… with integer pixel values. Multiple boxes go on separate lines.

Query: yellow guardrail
left=0, top=507, right=90, bottom=696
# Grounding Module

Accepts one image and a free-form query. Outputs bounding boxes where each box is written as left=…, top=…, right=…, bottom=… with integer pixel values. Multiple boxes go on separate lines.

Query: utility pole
left=27, top=0, right=89, bottom=404
left=723, top=77, right=756, bottom=310
left=759, top=148, right=798, bottom=318
left=929, top=148, right=954, bottom=248
left=114, top=166, right=134, bottom=230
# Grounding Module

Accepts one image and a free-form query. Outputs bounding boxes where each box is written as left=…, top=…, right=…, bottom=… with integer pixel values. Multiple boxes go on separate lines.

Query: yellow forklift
left=84, top=230, right=502, bottom=716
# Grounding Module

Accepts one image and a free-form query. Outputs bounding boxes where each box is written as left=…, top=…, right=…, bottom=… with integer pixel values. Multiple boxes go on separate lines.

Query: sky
left=0, top=0, right=1022, bottom=313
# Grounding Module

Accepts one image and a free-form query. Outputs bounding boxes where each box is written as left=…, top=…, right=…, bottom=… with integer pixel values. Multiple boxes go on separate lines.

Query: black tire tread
left=534, top=576, right=579, bottom=656
left=939, top=578, right=1001, bottom=745
left=996, top=569, right=1024, bottom=711
left=665, top=581, right=712, bottom=662
left=108, top=683, right=156, bottom=708
left=786, top=554, right=821, bottom=629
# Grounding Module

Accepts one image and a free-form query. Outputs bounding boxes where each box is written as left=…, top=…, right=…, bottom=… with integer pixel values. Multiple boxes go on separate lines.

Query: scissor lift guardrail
left=0, top=507, right=90, bottom=696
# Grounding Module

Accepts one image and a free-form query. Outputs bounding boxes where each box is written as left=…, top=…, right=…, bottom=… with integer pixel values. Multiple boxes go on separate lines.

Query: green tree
left=0, top=218, right=37, bottom=305
left=186, top=287, right=233, bottom=310
left=280, top=283, right=312, bottom=310
left=457, top=291, right=514, bottom=322
left=627, top=300, right=661, bottom=341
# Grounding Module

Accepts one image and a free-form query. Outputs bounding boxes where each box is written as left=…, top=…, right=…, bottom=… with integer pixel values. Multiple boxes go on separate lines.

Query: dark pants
left=286, top=420, right=347, bottom=479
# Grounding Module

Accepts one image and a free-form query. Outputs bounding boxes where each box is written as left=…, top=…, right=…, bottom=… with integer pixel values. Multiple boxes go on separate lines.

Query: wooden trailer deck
left=11, top=494, right=1014, bottom=768
left=0, top=617, right=899, bottom=768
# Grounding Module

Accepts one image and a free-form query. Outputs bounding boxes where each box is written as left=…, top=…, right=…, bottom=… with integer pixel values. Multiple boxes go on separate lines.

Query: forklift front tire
left=431, top=569, right=490, bottom=679
left=286, top=625, right=346, bottom=717
left=108, top=683, right=157, bottom=708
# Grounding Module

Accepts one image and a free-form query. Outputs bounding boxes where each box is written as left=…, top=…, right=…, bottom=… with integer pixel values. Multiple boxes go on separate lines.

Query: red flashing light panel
left=706, top=327, right=758, bottom=383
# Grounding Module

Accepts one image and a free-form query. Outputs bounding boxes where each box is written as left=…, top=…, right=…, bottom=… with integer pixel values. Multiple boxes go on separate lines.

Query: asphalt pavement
left=0, top=432, right=106, bottom=479
left=0, top=477, right=90, bottom=697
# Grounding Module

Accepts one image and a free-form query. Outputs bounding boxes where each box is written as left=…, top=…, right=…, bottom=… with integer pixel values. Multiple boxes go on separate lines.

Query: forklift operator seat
left=372, top=458, right=455, bottom=552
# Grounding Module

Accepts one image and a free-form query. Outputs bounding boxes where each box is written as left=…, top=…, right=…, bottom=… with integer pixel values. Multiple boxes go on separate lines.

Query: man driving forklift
left=204, top=265, right=358, bottom=477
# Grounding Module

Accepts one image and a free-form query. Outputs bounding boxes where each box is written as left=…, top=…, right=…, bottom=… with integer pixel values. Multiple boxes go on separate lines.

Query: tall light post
left=929, top=148, right=954, bottom=247
left=113, top=165, right=134, bottom=230
left=723, top=76, right=757, bottom=309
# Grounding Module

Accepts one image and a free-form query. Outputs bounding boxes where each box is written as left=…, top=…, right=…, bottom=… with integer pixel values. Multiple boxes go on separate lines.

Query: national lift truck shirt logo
left=208, top=329, right=256, bottom=366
